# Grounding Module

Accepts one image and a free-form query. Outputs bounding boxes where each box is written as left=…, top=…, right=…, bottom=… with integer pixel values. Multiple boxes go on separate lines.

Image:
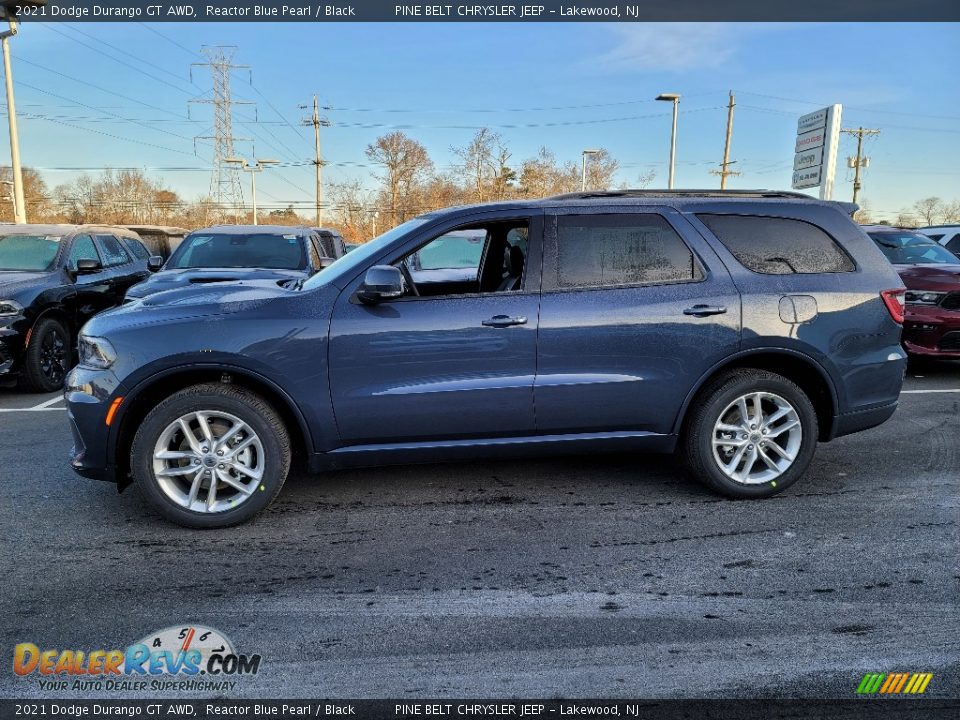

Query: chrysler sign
left=791, top=105, right=842, bottom=199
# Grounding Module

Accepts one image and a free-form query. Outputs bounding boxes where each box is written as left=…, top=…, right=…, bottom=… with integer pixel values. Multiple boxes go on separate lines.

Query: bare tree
left=452, top=128, right=515, bottom=202
left=0, top=167, right=51, bottom=222
left=912, top=197, right=944, bottom=226
left=365, top=132, right=434, bottom=223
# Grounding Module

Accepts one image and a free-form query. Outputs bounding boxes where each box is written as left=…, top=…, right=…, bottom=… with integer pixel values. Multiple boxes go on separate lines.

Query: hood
left=0, top=269, right=58, bottom=299
left=88, top=279, right=296, bottom=335
left=126, top=267, right=306, bottom=299
left=895, top=263, right=960, bottom=292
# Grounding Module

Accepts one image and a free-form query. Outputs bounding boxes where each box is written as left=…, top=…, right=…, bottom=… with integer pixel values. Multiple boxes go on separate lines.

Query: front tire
left=20, top=318, right=71, bottom=393
left=131, top=383, right=291, bottom=528
left=682, top=369, right=818, bottom=498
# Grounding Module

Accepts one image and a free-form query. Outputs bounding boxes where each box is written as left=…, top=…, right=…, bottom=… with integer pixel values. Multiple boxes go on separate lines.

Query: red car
left=865, top=225, right=960, bottom=358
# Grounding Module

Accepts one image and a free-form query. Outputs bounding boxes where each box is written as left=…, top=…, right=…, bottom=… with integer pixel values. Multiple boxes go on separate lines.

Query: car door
left=327, top=211, right=543, bottom=445
left=93, top=234, right=148, bottom=302
left=65, top=235, right=113, bottom=326
left=535, top=206, right=741, bottom=436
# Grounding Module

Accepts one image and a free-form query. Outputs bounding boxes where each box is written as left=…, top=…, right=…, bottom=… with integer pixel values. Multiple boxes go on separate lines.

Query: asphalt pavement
left=1, top=360, right=958, bottom=700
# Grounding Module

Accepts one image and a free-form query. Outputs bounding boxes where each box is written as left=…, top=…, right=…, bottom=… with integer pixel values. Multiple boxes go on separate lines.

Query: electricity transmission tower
left=189, top=46, right=255, bottom=221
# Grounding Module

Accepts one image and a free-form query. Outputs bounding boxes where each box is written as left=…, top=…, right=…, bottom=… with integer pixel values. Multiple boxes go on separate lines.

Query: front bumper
left=902, top=304, right=960, bottom=358
left=0, top=315, right=28, bottom=377
left=64, top=365, right=124, bottom=483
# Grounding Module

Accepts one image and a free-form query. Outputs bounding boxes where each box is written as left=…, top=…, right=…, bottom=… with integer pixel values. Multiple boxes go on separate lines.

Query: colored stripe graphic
left=857, top=672, right=932, bottom=694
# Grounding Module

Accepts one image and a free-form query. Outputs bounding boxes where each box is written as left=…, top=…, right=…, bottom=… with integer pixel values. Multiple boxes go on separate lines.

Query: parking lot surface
left=1, top=361, right=958, bottom=699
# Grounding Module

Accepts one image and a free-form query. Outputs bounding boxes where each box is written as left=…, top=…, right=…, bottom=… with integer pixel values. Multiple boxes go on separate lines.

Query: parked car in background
left=864, top=225, right=960, bottom=358
left=66, top=190, right=907, bottom=527
left=123, top=225, right=332, bottom=302
left=0, top=225, right=150, bottom=391
left=312, top=227, right=347, bottom=260
left=344, top=242, right=361, bottom=253
left=917, top=225, right=960, bottom=257
left=123, top=225, right=189, bottom=260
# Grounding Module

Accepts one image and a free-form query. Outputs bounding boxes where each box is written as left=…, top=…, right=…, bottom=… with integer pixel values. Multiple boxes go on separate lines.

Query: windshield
left=167, top=232, right=306, bottom=270
left=868, top=231, right=960, bottom=266
left=0, top=234, right=62, bottom=271
left=302, top=217, right=430, bottom=290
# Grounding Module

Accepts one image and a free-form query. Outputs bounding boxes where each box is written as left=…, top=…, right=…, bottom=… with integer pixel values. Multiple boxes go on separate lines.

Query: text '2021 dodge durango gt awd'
left=65, top=191, right=908, bottom=527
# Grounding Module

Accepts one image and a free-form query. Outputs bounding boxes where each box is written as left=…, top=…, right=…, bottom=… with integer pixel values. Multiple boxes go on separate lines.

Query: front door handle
left=482, top=315, right=527, bottom=328
left=683, top=304, right=728, bottom=317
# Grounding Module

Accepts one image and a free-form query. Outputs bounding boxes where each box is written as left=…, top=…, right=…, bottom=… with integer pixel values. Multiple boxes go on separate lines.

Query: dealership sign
left=791, top=105, right=842, bottom=200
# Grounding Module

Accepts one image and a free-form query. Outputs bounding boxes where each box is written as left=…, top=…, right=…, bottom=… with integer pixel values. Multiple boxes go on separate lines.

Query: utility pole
left=841, top=126, right=880, bottom=204
left=225, top=157, right=279, bottom=225
left=301, top=96, right=330, bottom=226
left=1, top=18, right=25, bottom=223
left=711, top=91, right=741, bottom=190
left=190, top=46, right=255, bottom=223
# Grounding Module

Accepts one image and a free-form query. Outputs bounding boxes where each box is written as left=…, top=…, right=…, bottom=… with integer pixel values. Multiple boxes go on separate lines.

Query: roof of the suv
left=860, top=225, right=921, bottom=233
left=0, top=223, right=140, bottom=238
left=419, top=189, right=858, bottom=218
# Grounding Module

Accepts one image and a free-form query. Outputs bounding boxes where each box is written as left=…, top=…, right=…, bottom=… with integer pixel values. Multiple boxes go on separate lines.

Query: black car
left=0, top=224, right=151, bottom=391
left=124, top=225, right=332, bottom=302
left=122, top=225, right=189, bottom=260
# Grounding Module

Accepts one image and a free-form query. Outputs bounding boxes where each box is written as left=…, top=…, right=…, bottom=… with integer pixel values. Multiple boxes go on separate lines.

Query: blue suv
left=65, top=191, right=908, bottom=527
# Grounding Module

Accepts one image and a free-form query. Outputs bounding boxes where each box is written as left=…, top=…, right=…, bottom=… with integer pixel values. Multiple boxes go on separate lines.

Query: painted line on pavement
left=901, top=388, right=960, bottom=394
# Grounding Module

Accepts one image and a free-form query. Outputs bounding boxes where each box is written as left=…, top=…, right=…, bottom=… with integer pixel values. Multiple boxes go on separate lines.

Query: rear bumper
left=830, top=400, right=899, bottom=440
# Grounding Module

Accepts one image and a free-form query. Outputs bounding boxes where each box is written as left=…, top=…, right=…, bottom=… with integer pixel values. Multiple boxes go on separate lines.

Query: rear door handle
left=482, top=315, right=527, bottom=328
left=683, top=304, right=728, bottom=317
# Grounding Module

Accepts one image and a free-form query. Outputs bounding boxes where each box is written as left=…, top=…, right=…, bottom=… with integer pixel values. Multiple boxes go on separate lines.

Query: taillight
left=881, top=288, right=906, bottom=324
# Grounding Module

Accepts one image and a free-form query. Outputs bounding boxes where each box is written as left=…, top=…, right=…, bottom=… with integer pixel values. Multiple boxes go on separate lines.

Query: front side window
left=95, top=235, right=131, bottom=267
left=554, top=214, right=702, bottom=289
left=67, top=235, right=101, bottom=271
left=398, top=221, right=529, bottom=298
left=168, top=232, right=306, bottom=270
left=867, top=231, right=960, bottom=266
left=0, top=234, right=62, bottom=271
left=698, top=214, right=855, bottom=274
left=123, top=238, right=151, bottom=260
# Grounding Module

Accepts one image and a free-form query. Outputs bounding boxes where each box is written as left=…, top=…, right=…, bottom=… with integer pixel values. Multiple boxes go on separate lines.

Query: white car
left=918, top=225, right=960, bottom=256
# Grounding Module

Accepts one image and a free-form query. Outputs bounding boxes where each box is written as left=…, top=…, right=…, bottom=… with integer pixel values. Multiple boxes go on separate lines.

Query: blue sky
left=5, top=21, right=959, bottom=221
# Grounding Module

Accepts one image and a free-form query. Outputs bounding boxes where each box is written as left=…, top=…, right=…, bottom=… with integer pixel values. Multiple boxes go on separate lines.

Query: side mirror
left=75, top=258, right=102, bottom=275
left=358, top=265, right=404, bottom=304
left=147, top=256, right=164, bottom=272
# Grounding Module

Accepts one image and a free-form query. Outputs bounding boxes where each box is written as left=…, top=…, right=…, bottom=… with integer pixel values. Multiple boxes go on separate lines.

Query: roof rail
left=548, top=189, right=815, bottom=201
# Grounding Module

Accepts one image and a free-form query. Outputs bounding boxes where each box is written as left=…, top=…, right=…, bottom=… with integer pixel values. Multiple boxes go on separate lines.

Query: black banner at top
left=4, top=0, right=960, bottom=23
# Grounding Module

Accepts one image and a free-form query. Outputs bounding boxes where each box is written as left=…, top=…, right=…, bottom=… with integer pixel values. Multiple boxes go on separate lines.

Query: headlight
left=904, top=290, right=946, bottom=306
left=0, top=299, right=23, bottom=316
left=78, top=335, right=118, bottom=369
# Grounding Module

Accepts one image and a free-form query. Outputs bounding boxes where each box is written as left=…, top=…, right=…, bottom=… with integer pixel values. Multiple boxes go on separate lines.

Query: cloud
left=587, top=23, right=776, bottom=73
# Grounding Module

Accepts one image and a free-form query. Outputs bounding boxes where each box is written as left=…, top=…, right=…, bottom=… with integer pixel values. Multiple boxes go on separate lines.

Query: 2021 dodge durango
left=65, top=191, right=908, bottom=527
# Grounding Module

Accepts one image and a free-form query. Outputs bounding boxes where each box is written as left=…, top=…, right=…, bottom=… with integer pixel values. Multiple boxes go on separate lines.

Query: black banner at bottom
left=2, top=700, right=959, bottom=720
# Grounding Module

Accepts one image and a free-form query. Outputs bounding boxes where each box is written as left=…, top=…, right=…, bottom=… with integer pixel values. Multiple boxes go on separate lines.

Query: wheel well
left=113, top=369, right=310, bottom=487
left=30, top=307, right=72, bottom=339
left=681, top=353, right=836, bottom=442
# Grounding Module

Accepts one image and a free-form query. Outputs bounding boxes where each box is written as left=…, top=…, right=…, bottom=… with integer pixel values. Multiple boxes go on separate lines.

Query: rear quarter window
left=697, top=214, right=855, bottom=274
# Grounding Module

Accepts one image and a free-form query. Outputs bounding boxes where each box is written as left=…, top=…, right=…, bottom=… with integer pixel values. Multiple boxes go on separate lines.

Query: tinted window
left=555, top=214, right=701, bottom=288
left=308, top=237, right=324, bottom=268
left=867, top=231, right=960, bottom=266
left=123, top=237, right=151, bottom=260
left=925, top=233, right=944, bottom=242
left=67, top=235, right=101, bottom=271
left=945, top=234, right=960, bottom=254
left=0, top=233, right=62, bottom=271
left=168, top=232, right=306, bottom=270
left=316, top=233, right=336, bottom=258
left=698, top=214, right=855, bottom=274
left=95, top=235, right=130, bottom=267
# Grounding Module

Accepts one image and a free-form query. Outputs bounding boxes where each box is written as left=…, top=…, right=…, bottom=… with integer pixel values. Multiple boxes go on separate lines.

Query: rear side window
left=316, top=233, right=336, bottom=258
left=554, top=214, right=702, bottom=289
left=94, top=234, right=131, bottom=267
left=945, top=234, right=960, bottom=254
left=698, top=214, right=855, bottom=274
left=122, top=237, right=150, bottom=260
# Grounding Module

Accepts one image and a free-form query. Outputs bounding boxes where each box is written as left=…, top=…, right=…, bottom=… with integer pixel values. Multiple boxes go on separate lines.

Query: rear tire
left=682, top=369, right=818, bottom=498
left=20, top=318, right=71, bottom=393
left=131, top=383, right=291, bottom=528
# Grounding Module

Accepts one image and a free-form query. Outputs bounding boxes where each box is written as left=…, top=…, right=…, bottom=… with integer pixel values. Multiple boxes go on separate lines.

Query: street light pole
left=1, top=19, right=25, bottom=223
left=656, top=93, right=681, bottom=189
left=581, top=149, right=600, bottom=192
left=225, top=157, right=280, bottom=225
